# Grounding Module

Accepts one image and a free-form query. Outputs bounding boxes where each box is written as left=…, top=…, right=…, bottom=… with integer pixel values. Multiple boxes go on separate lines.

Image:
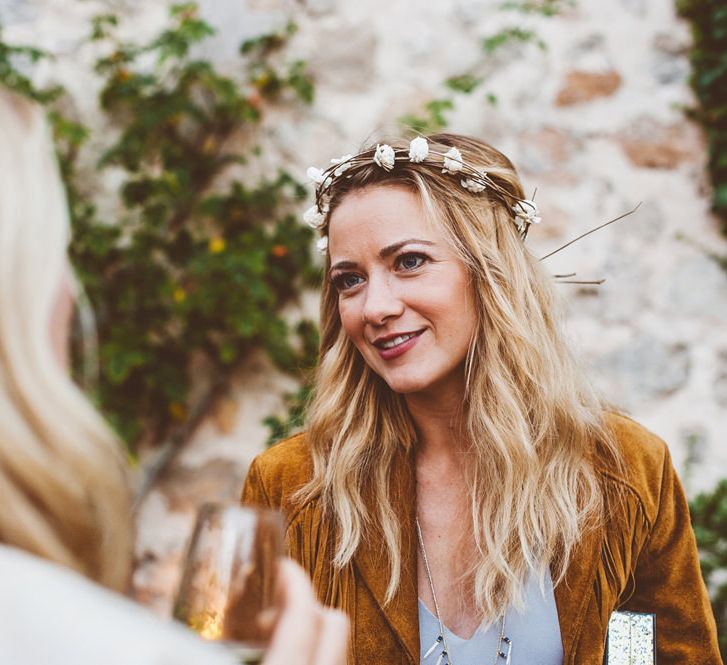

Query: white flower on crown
left=307, top=166, right=325, bottom=185
left=513, top=199, right=542, bottom=225
left=316, top=235, right=329, bottom=253
left=374, top=144, right=396, bottom=171
left=461, top=172, right=488, bottom=193
left=331, top=154, right=354, bottom=177
left=442, top=146, right=463, bottom=174
left=408, top=137, right=429, bottom=163
left=303, top=205, right=326, bottom=229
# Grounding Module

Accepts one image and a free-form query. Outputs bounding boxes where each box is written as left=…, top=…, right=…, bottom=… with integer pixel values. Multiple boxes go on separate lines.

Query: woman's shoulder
left=603, top=411, right=669, bottom=469
left=241, top=432, right=313, bottom=512
left=599, top=411, right=678, bottom=523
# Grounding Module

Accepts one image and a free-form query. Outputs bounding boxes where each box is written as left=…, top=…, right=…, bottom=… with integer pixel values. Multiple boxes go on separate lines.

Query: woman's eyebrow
left=330, top=259, right=358, bottom=272
left=329, top=239, right=435, bottom=272
left=379, top=239, right=435, bottom=258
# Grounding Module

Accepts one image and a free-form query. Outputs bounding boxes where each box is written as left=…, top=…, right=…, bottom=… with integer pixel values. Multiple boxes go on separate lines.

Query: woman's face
left=328, top=185, right=478, bottom=400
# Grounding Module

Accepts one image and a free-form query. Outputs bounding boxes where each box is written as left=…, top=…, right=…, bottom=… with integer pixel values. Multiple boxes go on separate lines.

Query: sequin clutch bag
left=604, top=611, right=656, bottom=665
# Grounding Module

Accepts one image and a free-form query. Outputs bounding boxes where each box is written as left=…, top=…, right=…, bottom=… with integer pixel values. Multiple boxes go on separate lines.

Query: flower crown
left=302, top=136, right=541, bottom=254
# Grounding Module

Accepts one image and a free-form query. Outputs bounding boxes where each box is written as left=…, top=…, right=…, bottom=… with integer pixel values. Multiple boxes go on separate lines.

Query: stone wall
left=3, top=0, right=726, bottom=614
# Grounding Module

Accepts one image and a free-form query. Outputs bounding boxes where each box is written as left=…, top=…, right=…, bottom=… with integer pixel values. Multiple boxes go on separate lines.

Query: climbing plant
left=1, top=4, right=319, bottom=453
left=677, top=6, right=727, bottom=640
left=677, top=0, right=727, bottom=232
left=689, top=480, right=727, bottom=659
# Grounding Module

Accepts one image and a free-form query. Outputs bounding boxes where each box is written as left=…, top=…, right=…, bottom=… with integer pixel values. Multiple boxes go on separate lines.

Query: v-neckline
left=417, top=598, right=491, bottom=642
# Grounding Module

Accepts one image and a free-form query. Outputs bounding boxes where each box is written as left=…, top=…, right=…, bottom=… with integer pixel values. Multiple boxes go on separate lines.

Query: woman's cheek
left=338, top=300, right=360, bottom=339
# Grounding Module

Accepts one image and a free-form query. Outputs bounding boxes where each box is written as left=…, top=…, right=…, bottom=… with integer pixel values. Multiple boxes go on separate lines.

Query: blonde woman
left=0, top=89, right=348, bottom=665
left=242, top=134, right=721, bottom=664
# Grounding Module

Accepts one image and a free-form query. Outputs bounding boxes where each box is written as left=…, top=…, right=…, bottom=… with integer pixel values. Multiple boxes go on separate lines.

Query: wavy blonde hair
left=0, top=90, right=133, bottom=591
left=301, top=133, right=621, bottom=620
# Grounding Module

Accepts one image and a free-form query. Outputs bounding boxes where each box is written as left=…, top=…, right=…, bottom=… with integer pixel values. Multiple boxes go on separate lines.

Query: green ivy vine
left=1, top=4, right=319, bottom=454
left=690, top=480, right=727, bottom=660
left=677, top=0, right=727, bottom=232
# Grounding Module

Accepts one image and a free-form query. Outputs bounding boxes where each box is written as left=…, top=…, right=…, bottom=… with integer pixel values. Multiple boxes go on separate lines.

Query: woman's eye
left=397, top=253, right=426, bottom=271
left=332, top=273, right=364, bottom=292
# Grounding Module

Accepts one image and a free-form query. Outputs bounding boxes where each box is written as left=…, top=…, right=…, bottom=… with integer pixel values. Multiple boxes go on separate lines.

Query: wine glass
left=173, top=503, right=285, bottom=664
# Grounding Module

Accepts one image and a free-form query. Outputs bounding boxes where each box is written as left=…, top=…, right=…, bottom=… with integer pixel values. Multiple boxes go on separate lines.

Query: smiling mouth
left=374, top=330, right=424, bottom=349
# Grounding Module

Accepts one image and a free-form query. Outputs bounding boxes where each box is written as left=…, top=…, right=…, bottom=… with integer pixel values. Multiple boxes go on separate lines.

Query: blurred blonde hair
left=301, top=133, right=621, bottom=621
left=0, top=90, right=133, bottom=591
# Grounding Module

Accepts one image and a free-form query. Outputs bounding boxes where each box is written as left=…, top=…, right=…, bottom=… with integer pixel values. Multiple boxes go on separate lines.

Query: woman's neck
left=405, top=389, right=467, bottom=461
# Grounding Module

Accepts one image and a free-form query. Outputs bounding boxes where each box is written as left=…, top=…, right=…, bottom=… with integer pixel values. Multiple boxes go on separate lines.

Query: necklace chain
left=416, top=516, right=452, bottom=663
left=415, top=517, right=512, bottom=665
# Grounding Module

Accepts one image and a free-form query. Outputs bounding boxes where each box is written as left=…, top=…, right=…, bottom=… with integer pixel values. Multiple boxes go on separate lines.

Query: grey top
left=418, top=571, right=563, bottom=665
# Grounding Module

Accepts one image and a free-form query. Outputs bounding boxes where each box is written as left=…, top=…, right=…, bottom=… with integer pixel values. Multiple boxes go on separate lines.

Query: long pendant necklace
left=415, top=517, right=513, bottom=665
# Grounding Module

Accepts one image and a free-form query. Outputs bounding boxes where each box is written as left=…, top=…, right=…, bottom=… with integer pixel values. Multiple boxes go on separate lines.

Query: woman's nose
left=361, top=275, right=404, bottom=325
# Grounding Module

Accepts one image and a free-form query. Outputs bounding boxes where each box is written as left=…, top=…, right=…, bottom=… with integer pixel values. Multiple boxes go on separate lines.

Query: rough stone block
left=555, top=70, right=622, bottom=107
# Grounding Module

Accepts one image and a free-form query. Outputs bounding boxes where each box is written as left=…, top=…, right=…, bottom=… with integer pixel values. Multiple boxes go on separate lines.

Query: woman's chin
left=382, top=374, right=436, bottom=396
left=379, top=367, right=467, bottom=403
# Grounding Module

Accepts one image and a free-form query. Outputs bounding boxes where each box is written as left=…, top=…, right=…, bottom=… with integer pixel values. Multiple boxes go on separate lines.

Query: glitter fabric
left=605, top=611, right=656, bottom=665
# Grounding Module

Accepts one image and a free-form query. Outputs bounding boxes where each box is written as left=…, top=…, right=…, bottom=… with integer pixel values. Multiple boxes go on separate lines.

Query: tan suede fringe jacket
left=241, top=413, right=722, bottom=664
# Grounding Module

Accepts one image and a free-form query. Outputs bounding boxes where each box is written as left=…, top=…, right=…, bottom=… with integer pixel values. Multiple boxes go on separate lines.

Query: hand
left=263, top=559, right=349, bottom=665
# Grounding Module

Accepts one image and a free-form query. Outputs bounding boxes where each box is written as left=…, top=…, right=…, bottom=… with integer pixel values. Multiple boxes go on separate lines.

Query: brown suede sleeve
left=622, top=446, right=722, bottom=664
left=240, top=457, right=273, bottom=509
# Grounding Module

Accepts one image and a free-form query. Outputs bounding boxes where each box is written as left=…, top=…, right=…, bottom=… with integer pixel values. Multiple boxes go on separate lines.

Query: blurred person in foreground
left=242, top=135, right=721, bottom=664
left=0, top=89, right=348, bottom=665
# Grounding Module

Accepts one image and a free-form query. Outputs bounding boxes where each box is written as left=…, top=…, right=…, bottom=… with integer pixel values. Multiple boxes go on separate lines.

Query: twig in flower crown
left=554, top=278, right=606, bottom=285
left=539, top=202, right=642, bottom=261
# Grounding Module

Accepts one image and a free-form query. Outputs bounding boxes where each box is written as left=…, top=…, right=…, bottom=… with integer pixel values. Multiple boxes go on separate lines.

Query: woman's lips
left=375, top=330, right=424, bottom=360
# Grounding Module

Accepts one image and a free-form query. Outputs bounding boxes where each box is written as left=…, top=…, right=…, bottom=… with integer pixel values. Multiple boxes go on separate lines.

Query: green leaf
left=499, top=0, right=574, bottom=16
left=287, top=60, right=315, bottom=104
left=105, top=348, right=148, bottom=384
left=445, top=74, right=483, bottom=94
left=398, top=97, right=454, bottom=134
left=482, top=27, right=538, bottom=53
left=90, top=14, right=119, bottom=41
left=240, top=21, right=297, bottom=56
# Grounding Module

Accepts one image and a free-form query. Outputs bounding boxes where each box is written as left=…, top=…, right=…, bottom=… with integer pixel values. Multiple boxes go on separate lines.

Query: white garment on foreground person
left=0, top=544, right=237, bottom=665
